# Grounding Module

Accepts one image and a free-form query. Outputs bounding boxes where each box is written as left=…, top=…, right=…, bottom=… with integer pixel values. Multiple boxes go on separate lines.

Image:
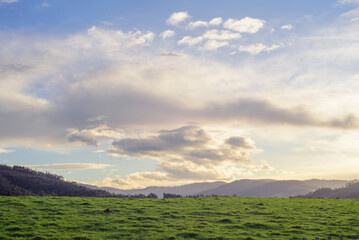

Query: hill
left=96, top=179, right=349, bottom=198
left=296, top=181, right=359, bottom=198
left=97, top=181, right=227, bottom=197
left=198, top=179, right=349, bottom=197
left=0, top=165, right=113, bottom=197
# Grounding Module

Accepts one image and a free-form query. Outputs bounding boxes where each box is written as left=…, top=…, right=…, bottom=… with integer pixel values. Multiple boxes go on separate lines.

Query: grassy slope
left=0, top=196, right=359, bottom=240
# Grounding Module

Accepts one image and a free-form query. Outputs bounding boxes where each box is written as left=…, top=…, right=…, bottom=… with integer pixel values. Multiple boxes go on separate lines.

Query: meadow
left=0, top=196, right=359, bottom=240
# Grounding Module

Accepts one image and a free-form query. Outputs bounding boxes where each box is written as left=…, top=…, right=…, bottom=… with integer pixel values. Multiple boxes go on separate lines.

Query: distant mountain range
left=1, top=164, right=354, bottom=198
left=86, top=179, right=350, bottom=198
left=296, top=181, right=359, bottom=198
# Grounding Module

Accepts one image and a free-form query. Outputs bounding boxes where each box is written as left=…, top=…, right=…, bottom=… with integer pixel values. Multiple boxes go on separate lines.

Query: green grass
left=0, top=196, right=359, bottom=239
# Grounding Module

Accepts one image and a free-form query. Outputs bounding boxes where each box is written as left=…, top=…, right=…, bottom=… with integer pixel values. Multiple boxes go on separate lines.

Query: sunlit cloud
left=203, top=29, right=241, bottom=40
left=27, top=163, right=111, bottom=170
left=223, top=17, right=265, bottom=33
left=160, top=30, right=175, bottom=39
left=178, top=35, right=204, bottom=46
left=281, top=24, right=294, bottom=30
left=0, top=148, right=14, bottom=154
left=201, top=40, right=229, bottom=51
left=209, top=17, right=223, bottom=26
left=186, top=20, right=209, bottom=29
left=238, top=43, right=284, bottom=55
left=166, top=11, right=190, bottom=26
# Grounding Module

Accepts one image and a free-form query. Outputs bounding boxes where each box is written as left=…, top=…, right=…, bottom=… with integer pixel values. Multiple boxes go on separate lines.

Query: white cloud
left=238, top=43, right=284, bottom=55
left=203, top=29, right=241, bottom=40
left=160, top=30, right=175, bottom=39
left=186, top=20, right=209, bottom=29
left=281, top=24, right=294, bottom=30
left=223, top=17, right=265, bottom=33
left=201, top=40, right=229, bottom=51
left=209, top=17, right=223, bottom=26
left=87, top=26, right=155, bottom=47
left=0, top=148, right=13, bottom=153
left=166, top=11, right=190, bottom=26
left=27, top=163, right=111, bottom=170
left=178, top=36, right=204, bottom=46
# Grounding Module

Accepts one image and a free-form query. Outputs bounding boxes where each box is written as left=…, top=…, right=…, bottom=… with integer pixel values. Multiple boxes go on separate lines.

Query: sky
left=1, top=0, right=359, bottom=189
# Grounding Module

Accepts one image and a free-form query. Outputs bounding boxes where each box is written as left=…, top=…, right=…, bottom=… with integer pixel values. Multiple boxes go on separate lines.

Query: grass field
left=1, top=196, right=359, bottom=239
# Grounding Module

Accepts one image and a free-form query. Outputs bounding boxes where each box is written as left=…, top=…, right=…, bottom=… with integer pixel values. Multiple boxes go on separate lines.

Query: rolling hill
left=96, top=179, right=349, bottom=198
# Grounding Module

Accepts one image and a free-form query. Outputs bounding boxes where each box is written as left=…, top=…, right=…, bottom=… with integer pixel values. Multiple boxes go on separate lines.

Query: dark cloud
left=67, top=130, right=99, bottom=147
left=225, top=136, right=255, bottom=149
left=110, top=125, right=254, bottom=166
left=157, top=52, right=182, bottom=57
left=201, top=98, right=359, bottom=129
left=201, top=98, right=317, bottom=126
left=111, top=126, right=210, bottom=157
left=1, top=84, right=358, bottom=147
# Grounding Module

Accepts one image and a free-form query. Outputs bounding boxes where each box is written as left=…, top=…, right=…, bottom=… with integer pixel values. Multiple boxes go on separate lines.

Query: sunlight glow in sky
left=1, top=0, right=359, bottom=189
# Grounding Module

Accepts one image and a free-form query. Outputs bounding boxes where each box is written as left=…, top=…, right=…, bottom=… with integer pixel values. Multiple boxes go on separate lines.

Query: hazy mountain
left=101, top=181, right=227, bottom=197
left=199, top=179, right=349, bottom=197
left=94, top=179, right=349, bottom=198
left=201, top=179, right=348, bottom=197
left=296, top=181, right=359, bottom=198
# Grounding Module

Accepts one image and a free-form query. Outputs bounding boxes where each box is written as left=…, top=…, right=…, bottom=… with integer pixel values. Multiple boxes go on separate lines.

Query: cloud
left=223, top=17, right=265, bottom=33
left=67, top=125, right=125, bottom=147
left=209, top=17, right=223, bottom=26
left=238, top=43, right=284, bottom=55
left=281, top=24, right=294, bottom=30
left=110, top=125, right=255, bottom=166
left=225, top=136, right=255, bottom=149
left=160, top=30, right=175, bottom=39
left=201, top=98, right=359, bottom=129
left=0, top=148, right=13, bottom=154
left=104, top=125, right=263, bottom=187
left=87, top=26, right=155, bottom=47
left=166, top=11, right=190, bottom=26
left=157, top=52, right=181, bottom=57
left=186, top=21, right=209, bottom=29
left=27, top=163, right=111, bottom=170
left=339, top=7, right=359, bottom=21
left=67, top=130, right=99, bottom=146
left=203, top=29, right=241, bottom=40
left=1, top=23, right=359, bottom=152
left=178, top=36, right=204, bottom=46
left=201, top=40, right=229, bottom=51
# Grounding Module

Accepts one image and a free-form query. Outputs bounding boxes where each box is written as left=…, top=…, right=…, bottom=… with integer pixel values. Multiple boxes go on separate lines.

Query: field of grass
left=1, top=196, right=359, bottom=239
